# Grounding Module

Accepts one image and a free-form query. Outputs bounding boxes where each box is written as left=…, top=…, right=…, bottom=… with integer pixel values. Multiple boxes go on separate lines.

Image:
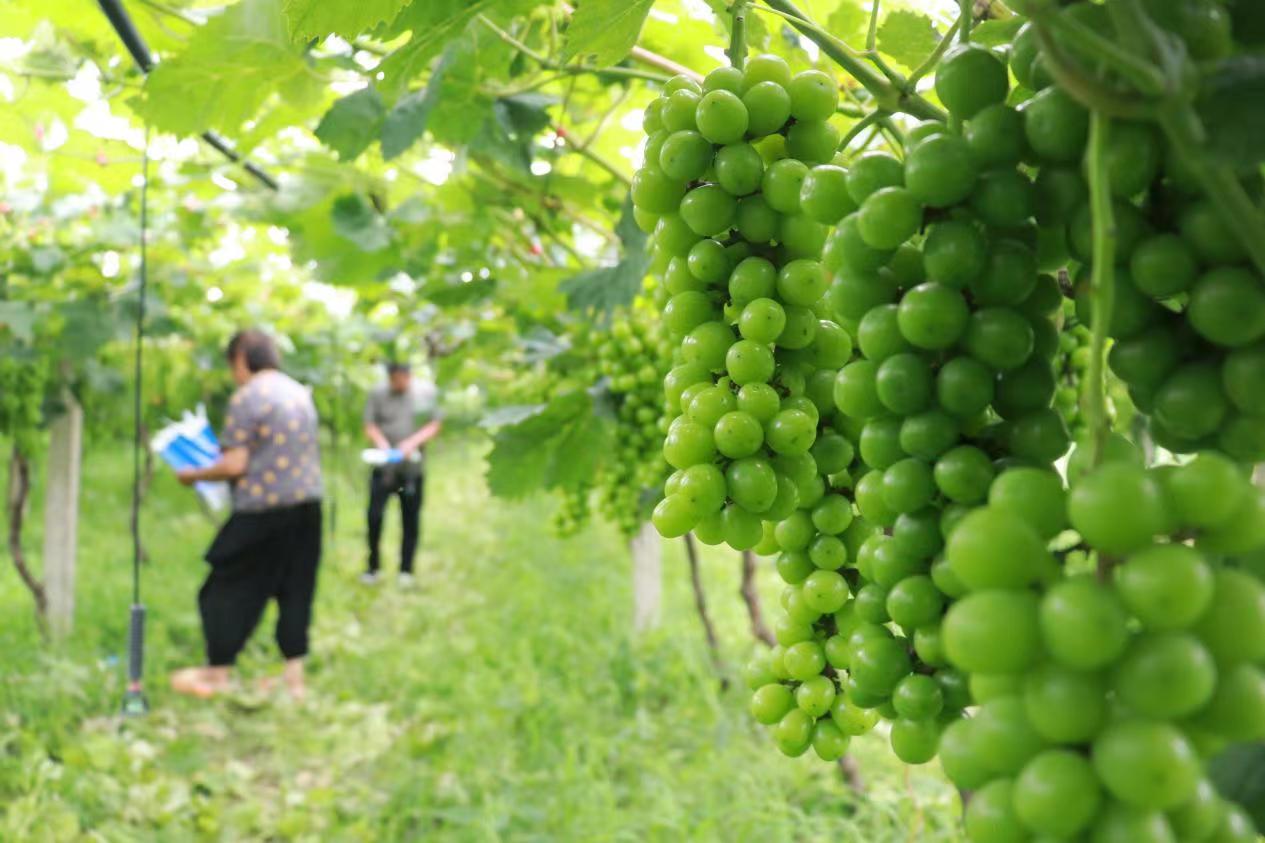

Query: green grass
left=0, top=437, right=961, bottom=841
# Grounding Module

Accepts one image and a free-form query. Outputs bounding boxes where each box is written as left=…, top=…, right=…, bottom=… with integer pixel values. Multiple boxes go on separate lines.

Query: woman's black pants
left=199, top=501, right=322, bottom=667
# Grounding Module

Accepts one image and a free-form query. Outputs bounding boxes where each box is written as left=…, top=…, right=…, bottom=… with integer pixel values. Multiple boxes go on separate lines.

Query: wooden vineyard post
left=630, top=521, right=662, bottom=632
left=43, top=391, right=82, bottom=639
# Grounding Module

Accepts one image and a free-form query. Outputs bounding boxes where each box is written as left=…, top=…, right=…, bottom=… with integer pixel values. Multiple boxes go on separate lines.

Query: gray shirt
left=222, top=370, right=323, bottom=512
left=364, top=381, right=441, bottom=449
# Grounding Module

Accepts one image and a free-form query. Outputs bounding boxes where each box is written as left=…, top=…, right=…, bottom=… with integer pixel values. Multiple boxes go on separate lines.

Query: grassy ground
left=0, top=437, right=961, bottom=842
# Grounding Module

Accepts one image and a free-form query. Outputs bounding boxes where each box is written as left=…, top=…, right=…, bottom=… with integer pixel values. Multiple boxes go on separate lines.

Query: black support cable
left=199, top=132, right=280, bottom=191
left=94, top=0, right=280, bottom=192
left=121, top=129, right=151, bottom=719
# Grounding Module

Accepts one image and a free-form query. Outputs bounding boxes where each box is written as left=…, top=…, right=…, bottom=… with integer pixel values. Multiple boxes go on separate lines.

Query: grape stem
left=755, top=0, right=946, bottom=121
left=727, top=0, right=749, bottom=71
left=984, top=0, right=1016, bottom=18
left=629, top=47, right=703, bottom=81
left=477, top=15, right=671, bottom=84
left=837, top=80, right=905, bottom=150
left=1083, top=111, right=1115, bottom=471
left=1031, top=25, right=1149, bottom=119
left=1157, top=108, right=1265, bottom=278
left=1101, top=0, right=1265, bottom=278
left=958, top=0, right=972, bottom=43
left=1041, top=0, right=1265, bottom=278
left=465, top=164, right=618, bottom=246
left=906, top=16, right=962, bottom=88
left=837, top=110, right=888, bottom=152
left=866, top=0, right=880, bottom=53
left=1037, top=6, right=1167, bottom=95
left=551, top=126, right=632, bottom=186
left=553, top=1, right=703, bottom=81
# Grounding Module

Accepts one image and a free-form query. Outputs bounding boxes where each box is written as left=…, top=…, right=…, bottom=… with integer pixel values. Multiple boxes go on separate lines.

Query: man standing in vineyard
left=171, top=329, right=324, bottom=700
left=361, top=361, right=442, bottom=587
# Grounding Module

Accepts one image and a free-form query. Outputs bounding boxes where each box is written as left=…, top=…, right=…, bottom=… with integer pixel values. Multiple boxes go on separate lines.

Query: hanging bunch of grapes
left=594, top=308, right=675, bottom=535
left=634, top=50, right=866, bottom=760
left=1053, top=301, right=1092, bottom=441
left=553, top=306, right=674, bottom=538
left=632, top=0, right=1265, bottom=838
left=0, top=352, right=49, bottom=455
left=551, top=483, right=593, bottom=536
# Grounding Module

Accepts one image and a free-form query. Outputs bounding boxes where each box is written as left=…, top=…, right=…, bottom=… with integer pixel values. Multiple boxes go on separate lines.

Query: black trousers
left=199, top=501, right=322, bottom=667
left=367, top=466, right=424, bottom=574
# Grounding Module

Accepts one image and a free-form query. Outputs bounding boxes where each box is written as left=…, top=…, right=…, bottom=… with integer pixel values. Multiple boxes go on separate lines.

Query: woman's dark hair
left=226, top=329, right=281, bottom=373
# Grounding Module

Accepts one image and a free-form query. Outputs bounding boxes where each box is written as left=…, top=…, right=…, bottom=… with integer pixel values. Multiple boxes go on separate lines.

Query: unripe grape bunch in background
left=553, top=308, right=674, bottom=538
left=633, top=1, right=1265, bottom=840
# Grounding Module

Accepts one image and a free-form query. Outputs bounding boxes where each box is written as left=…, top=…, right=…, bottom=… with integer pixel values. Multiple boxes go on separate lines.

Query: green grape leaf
left=485, top=391, right=608, bottom=498
left=559, top=197, right=649, bottom=317
left=380, top=51, right=452, bottom=159
left=136, top=0, right=308, bottom=136
left=480, top=403, right=547, bottom=430
left=282, top=0, right=411, bottom=41
left=498, top=92, right=557, bottom=138
left=971, top=18, right=1024, bottom=48
left=1196, top=56, right=1265, bottom=170
left=876, top=9, right=940, bottom=71
left=517, top=327, right=570, bottom=363
left=0, top=301, right=36, bottom=344
left=827, top=0, right=868, bottom=46
left=56, top=298, right=119, bottom=360
left=1210, top=742, right=1265, bottom=832
left=425, top=28, right=503, bottom=147
left=22, top=41, right=79, bottom=80
left=375, top=0, right=501, bottom=94
left=420, top=276, right=497, bottom=306
left=547, top=408, right=610, bottom=489
left=314, top=87, right=386, bottom=161
left=330, top=194, right=393, bottom=252
left=559, top=253, right=650, bottom=318
left=381, top=87, right=440, bottom=160
left=487, top=436, right=553, bottom=498
left=561, top=0, right=656, bottom=67
left=469, top=93, right=555, bottom=172
left=470, top=116, right=532, bottom=172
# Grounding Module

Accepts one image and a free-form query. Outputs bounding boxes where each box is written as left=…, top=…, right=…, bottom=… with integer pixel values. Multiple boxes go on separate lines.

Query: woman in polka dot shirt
left=172, top=329, right=323, bottom=700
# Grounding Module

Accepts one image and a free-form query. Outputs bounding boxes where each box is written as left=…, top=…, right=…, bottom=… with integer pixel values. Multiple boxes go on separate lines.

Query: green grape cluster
left=551, top=483, right=592, bottom=537
left=722, top=6, right=1265, bottom=839
left=735, top=35, right=1078, bottom=770
left=633, top=54, right=858, bottom=562
left=550, top=309, right=673, bottom=538
left=593, top=310, right=674, bottom=535
left=1007, top=7, right=1265, bottom=461
left=934, top=451, right=1265, bottom=843
left=0, top=354, right=47, bottom=454
left=1053, top=304, right=1092, bottom=440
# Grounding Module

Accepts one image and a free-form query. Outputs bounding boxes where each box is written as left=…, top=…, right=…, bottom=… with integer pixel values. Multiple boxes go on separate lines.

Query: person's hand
left=176, top=469, right=199, bottom=487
